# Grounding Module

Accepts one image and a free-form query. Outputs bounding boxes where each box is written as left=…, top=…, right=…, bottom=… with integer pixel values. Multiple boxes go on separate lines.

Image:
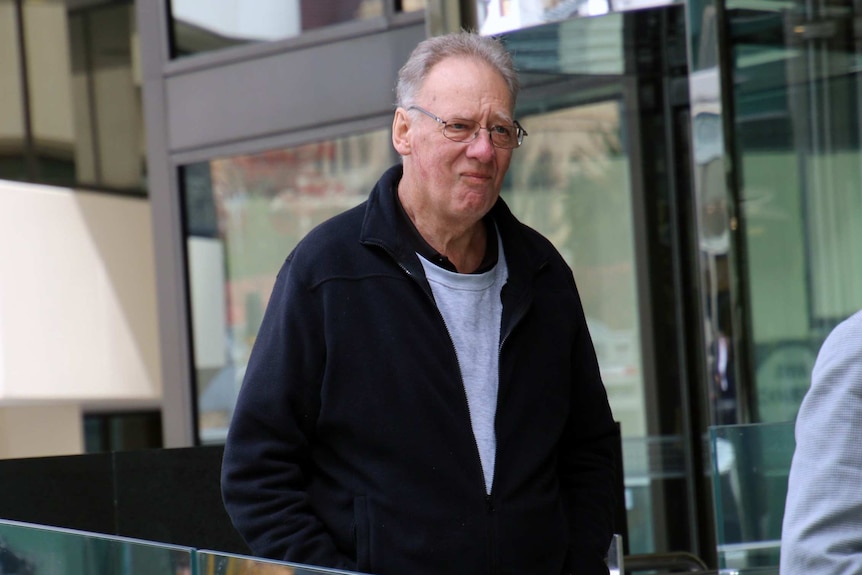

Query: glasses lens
left=442, top=119, right=479, bottom=142
left=489, top=125, right=517, bottom=148
left=440, top=118, right=524, bottom=149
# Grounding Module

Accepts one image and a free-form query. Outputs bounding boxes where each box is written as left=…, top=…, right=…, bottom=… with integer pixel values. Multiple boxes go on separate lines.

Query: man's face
left=393, top=57, right=515, bottom=227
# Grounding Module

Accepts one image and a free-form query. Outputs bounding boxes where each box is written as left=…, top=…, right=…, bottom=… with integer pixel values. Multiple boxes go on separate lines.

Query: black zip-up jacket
left=222, top=164, right=618, bottom=575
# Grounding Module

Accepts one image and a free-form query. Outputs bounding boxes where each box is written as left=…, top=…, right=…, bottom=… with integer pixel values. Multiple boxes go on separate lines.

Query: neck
left=427, top=221, right=486, bottom=274
left=399, top=190, right=487, bottom=274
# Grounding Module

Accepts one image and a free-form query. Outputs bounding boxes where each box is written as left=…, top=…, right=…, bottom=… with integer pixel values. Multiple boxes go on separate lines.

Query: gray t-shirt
left=419, top=236, right=508, bottom=494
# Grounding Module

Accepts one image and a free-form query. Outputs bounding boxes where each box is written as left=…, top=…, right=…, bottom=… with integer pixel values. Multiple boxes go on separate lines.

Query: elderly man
left=222, top=31, right=618, bottom=575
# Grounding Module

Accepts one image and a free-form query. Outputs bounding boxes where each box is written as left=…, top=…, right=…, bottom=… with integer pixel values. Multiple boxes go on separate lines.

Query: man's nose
left=466, top=129, right=496, bottom=160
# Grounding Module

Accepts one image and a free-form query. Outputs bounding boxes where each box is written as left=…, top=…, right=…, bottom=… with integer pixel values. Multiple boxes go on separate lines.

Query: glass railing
left=0, top=519, right=369, bottom=575
left=197, top=550, right=369, bottom=575
left=0, top=518, right=193, bottom=575
left=709, top=421, right=795, bottom=571
left=0, top=514, right=784, bottom=575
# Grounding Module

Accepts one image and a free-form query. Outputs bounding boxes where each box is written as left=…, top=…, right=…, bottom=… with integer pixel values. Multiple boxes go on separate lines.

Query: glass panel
left=607, top=534, right=623, bottom=575
left=0, top=519, right=193, bottom=575
left=170, top=0, right=386, bottom=58
left=506, top=100, right=644, bottom=429
left=83, top=411, right=163, bottom=453
left=182, top=130, right=398, bottom=443
left=510, top=90, right=664, bottom=549
left=5, top=0, right=146, bottom=193
left=23, top=0, right=77, bottom=187
left=67, top=4, right=145, bottom=191
left=728, top=0, right=862, bottom=422
left=197, top=549, right=368, bottom=574
left=504, top=7, right=696, bottom=556
left=685, top=0, right=748, bottom=431
left=476, top=0, right=684, bottom=35
left=0, top=0, right=28, bottom=182
left=710, top=422, right=795, bottom=569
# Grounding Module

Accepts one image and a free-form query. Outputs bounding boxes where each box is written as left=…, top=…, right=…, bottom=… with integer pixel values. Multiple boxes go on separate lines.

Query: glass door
left=503, top=6, right=712, bottom=558
left=726, top=0, right=862, bottom=422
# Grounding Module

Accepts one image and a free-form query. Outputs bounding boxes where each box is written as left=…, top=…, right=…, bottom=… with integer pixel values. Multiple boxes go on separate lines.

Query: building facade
left=0, top=0, right=162, bottom=457
left=2, top=0, right=861, bottom=568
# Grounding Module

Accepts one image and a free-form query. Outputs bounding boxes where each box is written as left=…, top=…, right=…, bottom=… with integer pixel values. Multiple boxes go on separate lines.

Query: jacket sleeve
left=221, top=256, right=353, bottom=569
left=560, top=290, right=618, bottom=575
left=780, top=310, right=862, bottom=575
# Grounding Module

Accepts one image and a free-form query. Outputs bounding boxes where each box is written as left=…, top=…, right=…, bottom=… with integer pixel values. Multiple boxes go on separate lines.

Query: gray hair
left=395, top=32, right=520, bottom=110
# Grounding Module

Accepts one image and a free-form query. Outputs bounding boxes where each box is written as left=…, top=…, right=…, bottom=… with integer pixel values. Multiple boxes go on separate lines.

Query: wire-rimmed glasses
left=407, top=105, right=528, bottom=149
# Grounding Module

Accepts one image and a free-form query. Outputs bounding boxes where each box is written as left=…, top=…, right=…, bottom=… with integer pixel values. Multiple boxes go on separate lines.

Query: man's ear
left=392, top=108, right=412, bottom=156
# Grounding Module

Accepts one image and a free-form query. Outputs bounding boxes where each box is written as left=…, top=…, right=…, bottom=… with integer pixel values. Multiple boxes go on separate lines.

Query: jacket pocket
left=353, top=495, right=370, bottom=572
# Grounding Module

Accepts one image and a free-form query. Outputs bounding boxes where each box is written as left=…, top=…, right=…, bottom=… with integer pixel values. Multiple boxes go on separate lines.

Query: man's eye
left=491, top=125, right=513, bottom=136
left=447, top=121, right=474, bottom=132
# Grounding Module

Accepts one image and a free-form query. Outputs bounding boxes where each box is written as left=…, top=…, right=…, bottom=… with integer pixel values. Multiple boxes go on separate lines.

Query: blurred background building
left=1, top=0, right=861, bottom=568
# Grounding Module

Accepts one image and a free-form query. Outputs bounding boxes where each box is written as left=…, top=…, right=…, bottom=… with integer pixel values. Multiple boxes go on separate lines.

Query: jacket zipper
left=396, top=256, right=542, bottom=575
left=395, top=262, right=489, bottom=494
left=487, top=281, right=533, bottom=575
left=418, top=267, right=497, bottom=575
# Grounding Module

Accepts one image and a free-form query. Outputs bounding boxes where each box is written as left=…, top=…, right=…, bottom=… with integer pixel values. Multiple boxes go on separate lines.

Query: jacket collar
left=359, top=165, right=420, bottom=273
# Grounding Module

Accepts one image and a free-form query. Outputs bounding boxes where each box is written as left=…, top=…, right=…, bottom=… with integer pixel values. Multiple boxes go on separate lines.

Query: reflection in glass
left=24, top=0, right=77, bottom=187
left=505, top=100, right=654, bottom=549
left=506, top=101, right=645, bottom=436
left=0, top=519, right=193, bottom=575
left=475, top=0, right=682, bottom=35
left=183, top=130, right=397, bottom=444
left=727, top=0, right=862, bottom=423
left=170, top=0, right=386, bottom=58
left=198, top=549, right=367, bottom=575
left=686, top=0, right=747, bottom=431
left=0, top=0, right=27, bottom=182
left=505, top=8, right=696, bottom=556
left=710, top=422, right=794, bottom=569
left=0, top=0, right=144, bottom=193
left=504, top=99, right=672, bottom=552
left=84, top=411, right=164, bottom=453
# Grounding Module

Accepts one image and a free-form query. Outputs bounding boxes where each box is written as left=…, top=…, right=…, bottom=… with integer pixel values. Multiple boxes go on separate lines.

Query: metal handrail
left=624, top=551, right=711, bottom=574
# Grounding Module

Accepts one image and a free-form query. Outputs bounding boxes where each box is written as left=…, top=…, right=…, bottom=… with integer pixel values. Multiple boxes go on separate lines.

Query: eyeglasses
left=407, top=105, right=528, bottom=149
